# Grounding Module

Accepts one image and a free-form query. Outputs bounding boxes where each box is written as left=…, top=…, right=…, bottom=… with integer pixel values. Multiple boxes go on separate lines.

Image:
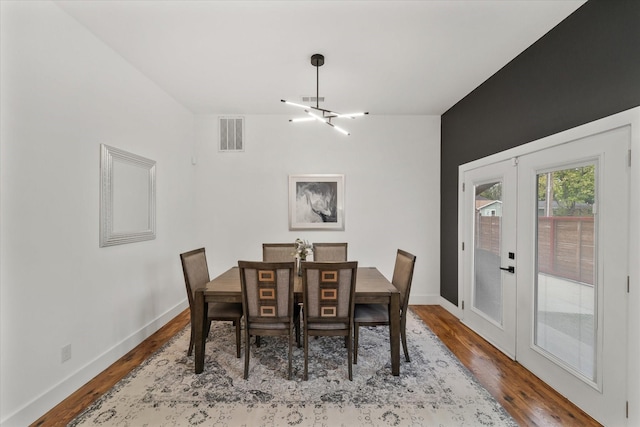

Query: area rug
left=69, top=310, right=517, bottom=426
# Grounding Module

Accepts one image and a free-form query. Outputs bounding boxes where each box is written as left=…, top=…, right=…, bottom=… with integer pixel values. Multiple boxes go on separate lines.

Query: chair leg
left=235, top=318, right=242, bottom=358
left=288, top=328, right=293, bottom=380
left=400, top=315, right=410, bottom=362
left=303, top=332, right=309, bottom=381
left=188, top=321, right=195, bottom=356
left=256, top=336, right=261, bottom=347
left=347, top=334, right=353, bottom=381
left=243, top=329, right=250, bottom=380
left=401, top=330, right=410, bottom=362
left=295, top=305, right=302, bottom=348
left=353, top=323, right=359, bottom=364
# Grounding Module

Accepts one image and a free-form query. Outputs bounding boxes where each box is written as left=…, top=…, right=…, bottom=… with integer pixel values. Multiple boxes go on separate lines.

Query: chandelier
left=281, top=54, right=368, bottom=136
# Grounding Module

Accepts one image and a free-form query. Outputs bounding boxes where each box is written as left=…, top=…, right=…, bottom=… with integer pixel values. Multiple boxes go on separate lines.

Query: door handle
left=500, top=266, right=515, bottom=273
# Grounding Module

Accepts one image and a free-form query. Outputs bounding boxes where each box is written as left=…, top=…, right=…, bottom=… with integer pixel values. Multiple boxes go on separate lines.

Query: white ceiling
left=55, top=0, right=586, bottom=116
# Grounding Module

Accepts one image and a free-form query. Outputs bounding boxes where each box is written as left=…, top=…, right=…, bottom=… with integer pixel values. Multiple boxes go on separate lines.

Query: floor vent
left=219, top=116, right=244, bottom=152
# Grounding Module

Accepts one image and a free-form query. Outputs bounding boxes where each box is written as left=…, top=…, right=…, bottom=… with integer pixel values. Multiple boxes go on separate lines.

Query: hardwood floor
left=31, top=305, right=600, bottom=427
left=411, top=305, right=600, bottom=427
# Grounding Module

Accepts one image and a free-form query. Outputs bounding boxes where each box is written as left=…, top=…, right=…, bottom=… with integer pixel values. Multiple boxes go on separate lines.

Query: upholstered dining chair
left=180, top=248, right=243, bottom=358
left=301, top=261, right=358, bottom=381
left=312, top=242, right=348, bottom=262
left=262, top=243, right=295, bottom=262
left=353, top=249, right=416, bottom=364
left=238, top=261, right=297, bottom=380
left=261, top=244, right=299, bottom=347
left=256, top=243, right=301, bottom=347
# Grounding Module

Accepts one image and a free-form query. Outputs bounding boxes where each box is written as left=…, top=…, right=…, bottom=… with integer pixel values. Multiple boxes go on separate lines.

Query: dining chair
left=262, top=243, right=295, bottom=262
left=353, top=249, right=416, bottom=364
left=301, top=261, right=358, bottom=381
left=306, top=242, right=348, bottom=345
left=238, top=260, right=298, bottom=380
left=180, top=248, right=243, bottom=358
left=261, top=244, right=300, bottom=346
left=312, top=242, right=348, bottom=262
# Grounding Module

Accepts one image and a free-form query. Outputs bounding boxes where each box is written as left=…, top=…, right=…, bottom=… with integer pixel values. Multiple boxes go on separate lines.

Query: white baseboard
left=408, top=293, right=441, bottom=305
left=438, top=296, right=462, bottom=319
left=2, top=300, right=189, bottom=427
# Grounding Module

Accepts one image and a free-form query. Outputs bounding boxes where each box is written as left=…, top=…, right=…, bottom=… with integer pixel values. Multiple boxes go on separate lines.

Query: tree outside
left=537, top=165, right=595, bottom=216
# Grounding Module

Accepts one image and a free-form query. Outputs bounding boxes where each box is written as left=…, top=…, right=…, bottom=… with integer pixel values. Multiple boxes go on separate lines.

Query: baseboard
left=408, top=293, right=441, bottom=305
left=438, top=296, right=462, bottom=319
left=1, top=299, right=189, bottom=427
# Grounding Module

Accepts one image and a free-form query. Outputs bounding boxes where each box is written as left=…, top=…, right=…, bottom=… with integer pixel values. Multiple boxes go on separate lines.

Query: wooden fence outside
left=475, top=215, right=595, bottom=285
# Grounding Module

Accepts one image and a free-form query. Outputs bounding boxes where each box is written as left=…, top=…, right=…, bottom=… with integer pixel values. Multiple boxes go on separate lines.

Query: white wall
left=0, top=2, right=196, bottom=425
left=0, top=3, right=441, bottom=425
left=194, top=114, right=440, bottom=304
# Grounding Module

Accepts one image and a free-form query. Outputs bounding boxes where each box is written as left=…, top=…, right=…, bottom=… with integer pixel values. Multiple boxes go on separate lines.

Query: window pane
left=474, top=181, right=503, bottom=324
left=535, top=165, right=596, bottom=380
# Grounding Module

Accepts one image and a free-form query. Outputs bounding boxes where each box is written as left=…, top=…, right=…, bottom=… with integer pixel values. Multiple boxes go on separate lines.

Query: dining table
left=193, top=266, right=401, bottom=376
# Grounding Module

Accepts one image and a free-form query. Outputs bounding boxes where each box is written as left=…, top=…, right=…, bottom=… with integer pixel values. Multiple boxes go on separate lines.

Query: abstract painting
left=288, top=174, right=344, bottom=230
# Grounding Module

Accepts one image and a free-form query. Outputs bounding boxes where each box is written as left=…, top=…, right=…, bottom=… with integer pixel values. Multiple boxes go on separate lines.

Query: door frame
left=456, top=106, right=640, bottom=425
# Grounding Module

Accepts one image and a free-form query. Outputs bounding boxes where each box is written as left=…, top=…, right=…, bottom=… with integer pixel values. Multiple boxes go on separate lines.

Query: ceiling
left=55, top=0, right=586, bottom=116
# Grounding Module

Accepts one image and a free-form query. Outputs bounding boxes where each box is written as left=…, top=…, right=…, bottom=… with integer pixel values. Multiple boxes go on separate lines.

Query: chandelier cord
left=316, top=62, right=320, bottom=110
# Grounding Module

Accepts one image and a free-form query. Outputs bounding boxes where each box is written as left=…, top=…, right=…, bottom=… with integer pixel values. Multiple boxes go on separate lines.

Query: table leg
left=389, top=292, right=400, bottom=376
left=194, top=289, right=205, bottom=373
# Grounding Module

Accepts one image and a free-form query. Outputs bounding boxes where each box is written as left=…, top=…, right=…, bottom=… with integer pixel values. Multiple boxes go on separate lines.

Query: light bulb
left=281, top=100, right=309, bottom=110
left=336, top=112, right=368, bottom=119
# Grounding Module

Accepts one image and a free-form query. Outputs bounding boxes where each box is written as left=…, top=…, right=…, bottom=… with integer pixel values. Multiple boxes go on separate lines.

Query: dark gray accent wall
left=440, top=0, right=640, bottom=305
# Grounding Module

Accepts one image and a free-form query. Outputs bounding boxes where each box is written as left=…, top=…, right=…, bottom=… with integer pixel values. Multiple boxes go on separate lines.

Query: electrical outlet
left=61, top=344, right=71, bottom=363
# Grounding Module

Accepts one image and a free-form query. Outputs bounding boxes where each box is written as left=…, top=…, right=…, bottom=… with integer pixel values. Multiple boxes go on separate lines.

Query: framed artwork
left=288, top=174, right=344, bottom=230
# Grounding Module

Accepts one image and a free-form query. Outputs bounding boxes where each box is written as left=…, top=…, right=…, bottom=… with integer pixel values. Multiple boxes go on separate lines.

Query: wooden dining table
left=193, top=266, right=401, bottom=376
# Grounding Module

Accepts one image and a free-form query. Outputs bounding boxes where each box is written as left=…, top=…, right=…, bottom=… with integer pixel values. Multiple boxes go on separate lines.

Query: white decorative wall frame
left=100, top=144, right=156, bottom=247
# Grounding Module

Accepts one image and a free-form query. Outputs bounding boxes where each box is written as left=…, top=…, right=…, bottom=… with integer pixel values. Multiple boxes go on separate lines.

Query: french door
left=461, top=160, right=517, bottom=358
left=460, top=125, right=630, bottom=426
left=515, top=126, right=629, bottom=426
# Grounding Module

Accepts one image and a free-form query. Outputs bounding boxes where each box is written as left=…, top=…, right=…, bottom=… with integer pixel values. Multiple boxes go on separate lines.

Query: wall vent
left=302, top=96, right=324, bottom=103
left=219, top=116, right=244, bottom=152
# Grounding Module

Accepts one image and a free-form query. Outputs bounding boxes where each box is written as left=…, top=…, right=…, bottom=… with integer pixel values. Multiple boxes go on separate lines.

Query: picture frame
left=100, top=144, right=156, bottom=247
left=288, top=174, right=344, bottom=230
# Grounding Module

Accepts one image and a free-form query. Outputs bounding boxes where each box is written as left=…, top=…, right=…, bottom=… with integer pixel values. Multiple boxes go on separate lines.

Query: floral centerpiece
left=293, top=238, right=313, bottom=261
left=293, top=238, right=312, bottom=275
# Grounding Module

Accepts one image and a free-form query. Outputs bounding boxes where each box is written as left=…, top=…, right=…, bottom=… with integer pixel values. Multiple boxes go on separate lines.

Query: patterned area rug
left=70, top=310, right=517, bottom=426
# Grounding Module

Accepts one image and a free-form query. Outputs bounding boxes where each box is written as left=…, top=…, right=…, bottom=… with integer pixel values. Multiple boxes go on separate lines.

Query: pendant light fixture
left=281, top=54, right=368, bottom=136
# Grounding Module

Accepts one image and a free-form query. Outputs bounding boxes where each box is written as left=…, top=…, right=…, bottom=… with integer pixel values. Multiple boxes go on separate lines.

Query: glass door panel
left=535, top=164, right=596, bottom=380
left=474, top=181, right=503, bottom=324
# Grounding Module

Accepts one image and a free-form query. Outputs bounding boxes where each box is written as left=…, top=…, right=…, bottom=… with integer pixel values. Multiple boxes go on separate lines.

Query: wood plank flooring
left=31, top=305, right=600, bottom=427
left=411, top=305, right=600, bottom=427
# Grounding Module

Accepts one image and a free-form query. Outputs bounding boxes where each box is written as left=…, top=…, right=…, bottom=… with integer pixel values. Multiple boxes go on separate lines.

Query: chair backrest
left=301, top=261, right=358, bottom=328
left=180, top=248, right=210, bottom=311
left=262, top=243, right=295, bottom=262
left=392, top=249, right=417, bottom=311
left=312, top=243, right=348, bottom=262
left=238, top=261, right=296, bottom=327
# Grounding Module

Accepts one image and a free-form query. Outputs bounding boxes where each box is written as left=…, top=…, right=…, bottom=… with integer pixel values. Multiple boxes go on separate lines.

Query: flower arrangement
left=293, top=238, right=313, bottom=261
